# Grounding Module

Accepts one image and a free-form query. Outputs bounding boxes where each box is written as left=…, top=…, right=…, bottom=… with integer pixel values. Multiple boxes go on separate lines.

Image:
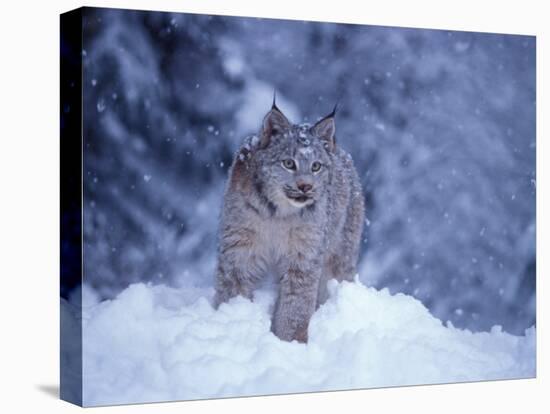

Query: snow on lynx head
left=251, top=102, right=337, bottom=212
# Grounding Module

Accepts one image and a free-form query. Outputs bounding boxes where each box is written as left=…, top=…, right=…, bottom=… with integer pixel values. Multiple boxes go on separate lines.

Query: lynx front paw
left=293, top=326, right=308, bottom=343
left=271, top=321, right=309, bottom=343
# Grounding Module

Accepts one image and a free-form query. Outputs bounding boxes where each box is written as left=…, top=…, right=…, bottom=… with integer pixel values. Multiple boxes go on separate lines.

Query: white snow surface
left=81, top=279, right=535, bottom=406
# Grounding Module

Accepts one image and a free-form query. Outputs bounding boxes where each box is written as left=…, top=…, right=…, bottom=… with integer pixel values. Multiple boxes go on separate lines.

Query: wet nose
left=297, top=182, right=313, bottom=193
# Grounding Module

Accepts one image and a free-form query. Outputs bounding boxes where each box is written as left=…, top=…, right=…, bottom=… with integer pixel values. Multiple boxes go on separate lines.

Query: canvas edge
left=60, top=7, right=84, bottom=407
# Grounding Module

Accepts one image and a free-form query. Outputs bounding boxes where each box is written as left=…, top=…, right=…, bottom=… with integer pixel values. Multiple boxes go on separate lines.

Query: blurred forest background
left=76, top=7, right=536, bottom=334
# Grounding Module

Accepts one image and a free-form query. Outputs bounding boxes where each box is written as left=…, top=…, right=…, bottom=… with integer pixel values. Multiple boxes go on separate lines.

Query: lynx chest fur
left=214, top=101, right=364, bottom=343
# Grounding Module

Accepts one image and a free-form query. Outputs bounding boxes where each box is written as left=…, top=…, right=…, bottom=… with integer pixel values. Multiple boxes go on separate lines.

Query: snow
left=96, top=98, right=105, bottom=113
left=78, top=278, right=535, bottom=406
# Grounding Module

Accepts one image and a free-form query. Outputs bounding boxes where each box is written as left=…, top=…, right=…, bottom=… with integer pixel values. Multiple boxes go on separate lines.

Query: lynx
left=214, top=99, right=364, bottom=343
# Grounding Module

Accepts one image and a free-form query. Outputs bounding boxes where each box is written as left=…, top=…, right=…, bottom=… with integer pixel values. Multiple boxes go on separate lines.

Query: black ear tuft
left=311, top=106, right=337, bottom=152
left=260, top=99, right=291, bottom=148
left=272, top=89, right=278, bottom=110
left=328, top=102, right=338, bottom=118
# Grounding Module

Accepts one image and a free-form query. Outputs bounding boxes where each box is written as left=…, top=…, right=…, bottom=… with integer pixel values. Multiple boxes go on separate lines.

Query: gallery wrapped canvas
left=60, top=6, right=536, bottom=407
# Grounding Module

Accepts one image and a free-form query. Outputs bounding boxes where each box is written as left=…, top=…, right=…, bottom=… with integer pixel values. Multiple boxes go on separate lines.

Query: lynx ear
left=311, top=105, right=337, bottom=152
left=260, top=100, right=291, bottom=148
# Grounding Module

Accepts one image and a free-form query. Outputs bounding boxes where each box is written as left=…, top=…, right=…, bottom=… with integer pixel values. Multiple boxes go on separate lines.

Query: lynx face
left=256, top=124, right=332, bottom=210
left=252, top=103, right=337, bottom=214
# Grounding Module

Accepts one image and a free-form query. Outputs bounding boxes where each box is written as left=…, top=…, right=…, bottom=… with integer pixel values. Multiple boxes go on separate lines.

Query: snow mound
left=80, top=280, right=535, bottom=406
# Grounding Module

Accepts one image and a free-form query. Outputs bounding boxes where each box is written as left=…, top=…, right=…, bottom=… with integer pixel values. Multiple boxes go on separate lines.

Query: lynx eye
left=282, top=159, right=296, bottom=171
left=311, top=161, right=322, bottom=173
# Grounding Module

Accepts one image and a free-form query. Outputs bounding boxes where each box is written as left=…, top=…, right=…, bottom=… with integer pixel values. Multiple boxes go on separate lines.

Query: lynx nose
left=297, top=182, right=313, bottom=193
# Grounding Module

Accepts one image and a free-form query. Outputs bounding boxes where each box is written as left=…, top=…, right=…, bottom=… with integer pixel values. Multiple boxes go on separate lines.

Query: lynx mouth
left=285, top=193, right=313, bottom=207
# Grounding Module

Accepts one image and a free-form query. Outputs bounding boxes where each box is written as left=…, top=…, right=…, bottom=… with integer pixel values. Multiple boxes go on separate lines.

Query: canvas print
left=60, top=6, right=536, bottom=407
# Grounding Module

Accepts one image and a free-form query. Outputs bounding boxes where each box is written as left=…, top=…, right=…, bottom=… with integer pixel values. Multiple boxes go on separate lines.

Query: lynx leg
left=328, top=190, right=364, bottom=283
left=272, top=266, right=320, bottom=343
left=213, top=227, right=259, bottom=308
left=316, top=264, right=332, bottom=307
left=317, top=191, right=364, bottom=306
left=316, top=253, right=352, bottom=308
left=213, top=262, right=256, bottom=307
